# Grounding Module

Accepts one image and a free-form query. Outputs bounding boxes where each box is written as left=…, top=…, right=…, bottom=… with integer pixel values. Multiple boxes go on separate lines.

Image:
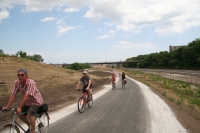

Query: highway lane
left=48, top=78, right=152, bottom=133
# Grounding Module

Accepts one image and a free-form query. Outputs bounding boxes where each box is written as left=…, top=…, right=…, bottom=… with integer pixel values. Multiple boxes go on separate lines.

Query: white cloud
left=24, top=0, right=90, bottom=12
left=55, top=18, right=83, bottom=36
left=0, top=0, right=24, bottom=9
left=98, top=34, right=109, bottom=39
left=40, top=17, right=55, bottom=22
left=116, top=41, right=156, bottom=50
left=98, top=30, right=116, bottom=39
left=65, top=7, right=79, bottom=12
left=1, top=0, right=200, bottom=36
left=0, top=10, right=9, bottom=22
left=57, top=25, right=76, bottom=36
left=84, top=0, right=200, bottom=36
left=104, top=22, right=115, bottom=27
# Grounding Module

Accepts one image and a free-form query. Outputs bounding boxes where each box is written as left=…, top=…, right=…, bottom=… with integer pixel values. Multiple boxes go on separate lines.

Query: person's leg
left=27, top=105, right=39, bottom=133
left=86, top=88, right=92, bottom=100
left=18, top=106, right=30, bottom=129
left=27, top=114, right=36, bottom=133
left=18, top=115, right=30, bottom=127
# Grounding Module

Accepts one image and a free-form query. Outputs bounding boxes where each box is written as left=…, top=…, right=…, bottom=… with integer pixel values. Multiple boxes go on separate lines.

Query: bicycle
left=122, top=79, right=126, bottom=90
left=77, top=89, right=93, bottom=113
left=112, top=80, right=116, bottom=90
left=0, top=105, right=50, bottom=133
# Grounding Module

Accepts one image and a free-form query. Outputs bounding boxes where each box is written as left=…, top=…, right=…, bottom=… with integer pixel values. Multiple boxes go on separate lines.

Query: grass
left=125, top=69, right=200, bottom=111
left=0, top=57, right=110, bottom=112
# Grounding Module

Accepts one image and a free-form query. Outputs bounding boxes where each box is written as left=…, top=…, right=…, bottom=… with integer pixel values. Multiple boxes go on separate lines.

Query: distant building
left=169, top=45, right=187, bottom=52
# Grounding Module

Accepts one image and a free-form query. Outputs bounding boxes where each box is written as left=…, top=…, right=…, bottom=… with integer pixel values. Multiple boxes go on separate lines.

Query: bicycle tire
left=122, top=83, right=125, bottom=90
left=88, top=95, right=93, bottom=108
left=0, top=124, right=20, bottom=133
left=78, top=97, right=85, bottom=113
left=35, top=112, right=50, bottom=133
left=112, top=82, right=116, bottom=90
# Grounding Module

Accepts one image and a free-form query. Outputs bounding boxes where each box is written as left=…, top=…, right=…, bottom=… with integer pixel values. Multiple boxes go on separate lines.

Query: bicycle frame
left=112, top=80, right=116, bottom=89
left=122, top=79, right=126, bottom=89
left=2, top=108, right=27, bottom=132
left=77, top=89, right=93, bottom=113
left=0, top=107, right=50, bottom=133
left=82, top=92, right=88, bottom=104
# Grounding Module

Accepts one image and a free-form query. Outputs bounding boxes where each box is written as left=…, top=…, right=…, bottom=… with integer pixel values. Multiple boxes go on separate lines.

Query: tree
left=32, top=54, right=44, bottom=62
left=0, top=49, right=4, bottom=54
left=16, top=51, right=27, bottom=58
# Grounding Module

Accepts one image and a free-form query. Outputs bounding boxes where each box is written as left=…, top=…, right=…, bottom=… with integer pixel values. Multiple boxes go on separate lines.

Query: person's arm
left=3, top=93, right=16, bottom=109
left=87, top=80, right=91, bottom=89
left=16, top=95, right=29, bottom=114
left=76, top=81, right=81, bottom=90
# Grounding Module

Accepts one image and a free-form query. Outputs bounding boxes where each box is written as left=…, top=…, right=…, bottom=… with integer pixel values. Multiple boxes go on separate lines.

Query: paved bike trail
left=48, top=76, right=187, bottom=133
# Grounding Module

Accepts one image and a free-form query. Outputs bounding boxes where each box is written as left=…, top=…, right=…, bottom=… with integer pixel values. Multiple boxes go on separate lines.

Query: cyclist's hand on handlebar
left=16, top=107, right=22, bottom=114
left=1, top=107, right=8, bottom=112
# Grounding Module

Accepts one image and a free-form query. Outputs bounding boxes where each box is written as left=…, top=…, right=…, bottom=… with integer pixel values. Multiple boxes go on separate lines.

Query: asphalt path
left=48, top=78, right=152, bottom=133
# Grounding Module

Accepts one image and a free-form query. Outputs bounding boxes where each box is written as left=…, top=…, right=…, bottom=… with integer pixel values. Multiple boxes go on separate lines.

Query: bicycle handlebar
left=0, top=107, right=16, bottom=112
left=77, top=88, right=85, bottom=91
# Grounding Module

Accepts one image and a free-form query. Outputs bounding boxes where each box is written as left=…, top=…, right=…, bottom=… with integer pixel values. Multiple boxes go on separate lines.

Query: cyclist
left=121, top=72, right=126, bottom=84
left=0, top=68, right=44, bottom=133
left=76, top=71, right=92, bottom=101
left=111, top=72, right=116, bottom=87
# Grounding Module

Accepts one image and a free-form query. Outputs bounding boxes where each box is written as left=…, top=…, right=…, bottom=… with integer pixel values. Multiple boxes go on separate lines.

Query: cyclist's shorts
left=82, top=87, right=87, bottom=92
left=82, top=87, right=92, bottom=93
left=22, top=105, right=39, bottom=116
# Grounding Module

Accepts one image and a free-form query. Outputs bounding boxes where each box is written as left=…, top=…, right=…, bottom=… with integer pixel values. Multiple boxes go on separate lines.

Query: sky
left=0, top=0, right=200, bottom=64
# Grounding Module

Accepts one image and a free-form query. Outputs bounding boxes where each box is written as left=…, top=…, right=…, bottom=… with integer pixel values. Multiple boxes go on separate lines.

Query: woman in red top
left=111, top=73, right=116, bottom=87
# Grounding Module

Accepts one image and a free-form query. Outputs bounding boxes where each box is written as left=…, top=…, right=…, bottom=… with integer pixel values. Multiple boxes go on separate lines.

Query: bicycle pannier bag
left=38, top=104, right=48, bottom=113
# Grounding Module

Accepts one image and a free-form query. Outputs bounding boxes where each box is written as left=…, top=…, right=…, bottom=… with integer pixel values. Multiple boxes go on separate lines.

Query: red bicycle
left=77, top=89, right=93, bottom=113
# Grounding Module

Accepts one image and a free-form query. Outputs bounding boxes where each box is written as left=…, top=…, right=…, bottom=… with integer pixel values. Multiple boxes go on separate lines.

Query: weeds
left=128, top=70, right=200, bottom=109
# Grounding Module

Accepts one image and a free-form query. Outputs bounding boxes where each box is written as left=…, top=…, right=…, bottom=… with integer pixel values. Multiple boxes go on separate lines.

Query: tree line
left=124, top=38, right=200, bottom=69
left=0, top=50, right=44, bottom=62
left=65, top=62, right=91, bottom=70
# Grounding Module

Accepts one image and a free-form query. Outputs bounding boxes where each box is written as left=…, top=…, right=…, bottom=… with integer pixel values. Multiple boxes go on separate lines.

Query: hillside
left=0, top=56, right=111, bottom=115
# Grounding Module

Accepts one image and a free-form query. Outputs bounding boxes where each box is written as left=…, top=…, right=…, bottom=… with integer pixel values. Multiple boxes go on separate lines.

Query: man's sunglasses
left=17, top=74, right=24, bottom=77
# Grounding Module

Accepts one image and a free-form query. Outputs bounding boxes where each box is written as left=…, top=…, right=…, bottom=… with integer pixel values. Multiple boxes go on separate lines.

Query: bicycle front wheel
left=0, top=124, right=20, bottom=133
left=35, top=112, right=49, bottom=133
left=78, top=97, right=85, bottom=113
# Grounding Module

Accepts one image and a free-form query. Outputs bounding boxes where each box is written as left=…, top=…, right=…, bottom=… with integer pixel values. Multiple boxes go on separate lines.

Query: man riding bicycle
left=121, top=72, right=126, bottom=84
left=0, top=68, right=44, bottom=133
left=76, top=71, right=92, bottom=101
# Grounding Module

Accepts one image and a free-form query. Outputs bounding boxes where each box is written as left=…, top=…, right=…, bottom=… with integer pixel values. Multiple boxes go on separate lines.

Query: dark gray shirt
left=80, top=76, right=91, bottom=88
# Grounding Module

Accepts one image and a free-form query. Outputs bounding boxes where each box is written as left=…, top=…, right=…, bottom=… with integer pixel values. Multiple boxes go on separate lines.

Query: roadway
left=48, top=75, right=187, bottom=133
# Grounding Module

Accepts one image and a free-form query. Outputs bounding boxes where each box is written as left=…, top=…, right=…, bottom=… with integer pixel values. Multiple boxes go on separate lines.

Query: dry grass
left=0, top=57, right=111, bottom=111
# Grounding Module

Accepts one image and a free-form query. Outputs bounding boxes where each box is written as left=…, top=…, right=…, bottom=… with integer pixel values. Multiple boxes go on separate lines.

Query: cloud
left=115, top=41, right=157, bottom=50
left=40, top=17, right=55, bottom=22
left=65, top=7, right=79, bottom=12
left=0, top=10, right=9, bottom=22
left=84, top=0, right=200, bottom=36
left=98, top=30, right=116, bottom=39
left=24, top=0, right=89, bottom=12
left=56, top=17, right=82, bottom=36
left=57, top=25, right=76, bottom=36
left=0, top=0, right=24, bottom=9
left=1, top=0, right=200, bottom=36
